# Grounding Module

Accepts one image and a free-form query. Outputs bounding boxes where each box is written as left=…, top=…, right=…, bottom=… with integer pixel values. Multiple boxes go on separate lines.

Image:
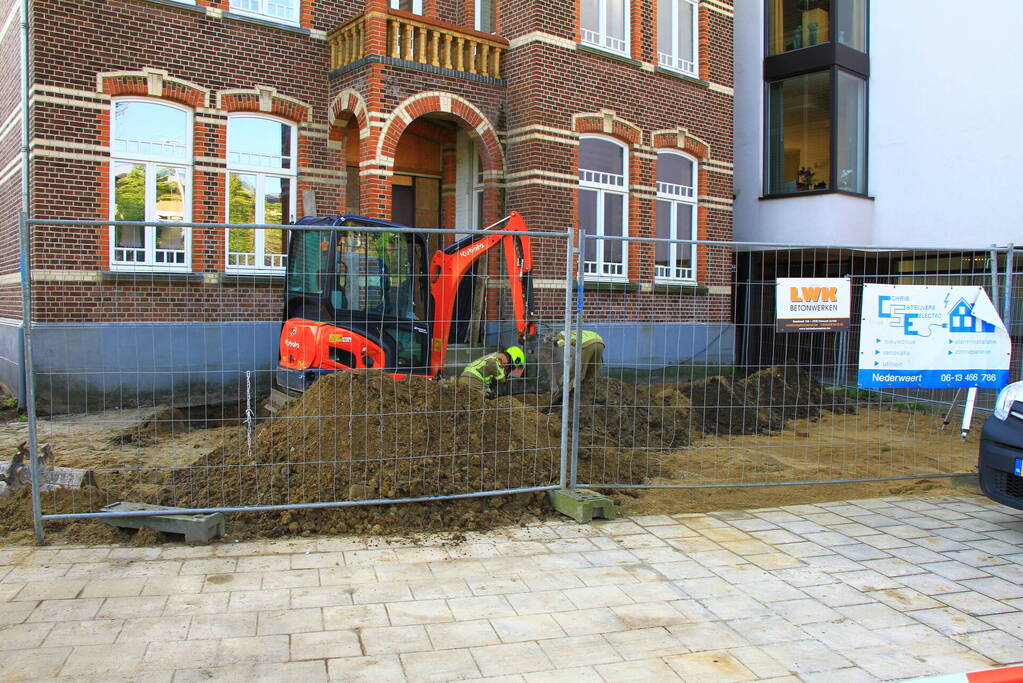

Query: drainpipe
left=18, top=0, right=44, bottom=545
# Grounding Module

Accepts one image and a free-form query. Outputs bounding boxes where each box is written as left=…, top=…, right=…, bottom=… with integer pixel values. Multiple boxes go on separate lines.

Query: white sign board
left=858, top=284, right=1011, bottom=388
left=776, top=277, right=851, bottom=332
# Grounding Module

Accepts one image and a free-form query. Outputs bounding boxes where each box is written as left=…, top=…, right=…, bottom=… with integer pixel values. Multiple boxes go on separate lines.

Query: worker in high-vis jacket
left=546, top=329, right=604, bottom=408
left=458, top=345, right=526, bottom=397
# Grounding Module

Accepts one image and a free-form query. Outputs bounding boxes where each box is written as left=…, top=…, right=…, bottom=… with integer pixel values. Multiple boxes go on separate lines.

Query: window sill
left=653, top=282, right=708, bottom=295
left=654, top=66, right=709, bottom=88
left=576, top=43, right=642, bottom=68
left=760, top=188, right=874, bottom=201
left=134, top=0, right=206, bottom=16
left=220, top=272, right=285, bottom=285
left=101, top=270, right=204, bottom=283
left=579, top=279, right=640, bottom=292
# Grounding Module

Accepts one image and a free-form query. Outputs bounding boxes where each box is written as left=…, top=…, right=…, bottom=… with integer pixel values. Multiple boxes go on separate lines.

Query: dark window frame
left=761, top=0, right=870, bottom=200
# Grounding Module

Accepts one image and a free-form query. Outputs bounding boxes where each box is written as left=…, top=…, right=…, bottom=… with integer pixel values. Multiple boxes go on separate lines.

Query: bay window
left=655, top=151, right=697, bottom=282
left=578, top=136, right=628, bottom=280
left=110, top=99, right=192, bottom=270
left=658, top=0, right=698, bottom=76
left=226, top=115, right=296, bottom=272
left=581, top=0, right=628, bottom=55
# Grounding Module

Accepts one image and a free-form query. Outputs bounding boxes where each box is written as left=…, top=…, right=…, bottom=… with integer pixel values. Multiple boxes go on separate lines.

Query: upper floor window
left=581, top=0, right=628, bottom=55
left=475, top=0, right=495, bottom=32
left=390, top=0, right=423, bottom=14
left=110, top=99, right=192, bottom=270
left=768, top=0, right=866, bottom=56
left=230, top=0, right=298, bottom=25
left=658, top=0, right=697, bottom=76
left=226, top=115, right=296, bottom=272
left=578, top=136, right=628, bottom=280
left=655, top=151, right=697, bottom=282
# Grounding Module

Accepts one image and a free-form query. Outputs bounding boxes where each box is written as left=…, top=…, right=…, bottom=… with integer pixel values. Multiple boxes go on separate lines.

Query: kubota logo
left=790, top=286, right=839, bottom=303
left=289, top=327, right=298, bottom=337
left=284, top=340, right=300, bottom=349
left=459, top=242, right=487, bottom=259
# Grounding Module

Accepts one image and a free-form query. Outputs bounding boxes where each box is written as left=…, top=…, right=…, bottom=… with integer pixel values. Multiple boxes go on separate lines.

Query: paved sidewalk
left=1, top=494, right=1022, bottom=682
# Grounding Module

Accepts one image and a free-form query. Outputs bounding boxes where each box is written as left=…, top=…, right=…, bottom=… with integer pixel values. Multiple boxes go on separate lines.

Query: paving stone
left=117, top=615, right=192, bottom=643
left=188, top=613, right=257, bottom=640
left=552, top=607, right=629, bottom=636
left=401, top=648, right=481, bottom=683
left=226, top=588, right=291, bottom=612
left=290, top=586, right=356, bottom=609
left=448, top=595, right=517, bottom=621
left=562, top=585, right=632, bottom=609
left=141, top=575, right=205, bottom=597
left=760, top=638, right=853, bottom=674
left=362, top=624, right=432, bottom=655
left=726, top=616, right=806, bottom=646
left=427, top=619, right=501, bottom=650
left=470, top=641, right=553, bottom=677
left=59, top=641, right=147, bottom=677
left=770, top=598, right=842, bottom=626
left=256, top=607, right=323, bottom=635
left=960, top=576, right=1023, bottom=601
left=144, top=639, right=220, bottom=670
left=667, top=620, right=749, bottom=651
left=326, top=654, right=403, bottom=682
left=953, top=629, right=1023, bottom=664
left=663, top=649, right=756, bottom=682
left=42, top=618, right=124, bottom=647
left=727, top=644, right=792, bottom=679
left=96, top=595, right=167, bottom=619
left=323, top=603, right=389, bottom=630
left=799, top=667, right=877, bottom=683
left=2, top=645, right=72, bottom=679
left=522, top=666, right=603, bottom=682
left=802, top=583, right=872, bottom=608
left=176, top=660, right=328, bottom=683
left=596, top=657, right=683, bottom=681
left=835, top=602, right=915, bottom=629
left=491, top=613, right=565, bottom=642
left=864, top=587, right=944, bottom=611
left=164, top=592, right=230, bottom=616
left=520, top=570, right=586, bottom=592
left=897, top=572, right=967, bottom=595
left=980, top=611, right=1023, bottom=639
left=537, top=634, right=622, bottom=668
left=938, top=590, right=1016, bottom=616
left=13, top=579, right=85, bottom=601
left=604, top=626, right=687, bottom=660
left=0, top=621, right=53, bottom=650
left=218, top=634, right=290, bottom=665
left=27, top=597, right=103, bottom=622
left=385, top=598, right=453, bottom=625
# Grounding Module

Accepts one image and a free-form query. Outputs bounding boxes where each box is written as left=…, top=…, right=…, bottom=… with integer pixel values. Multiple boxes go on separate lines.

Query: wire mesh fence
left=571, top=234, right=1012, bottom=490
left=12, top=217, right=1020, bottom=540
left=21, top=218, right=572, bottom=528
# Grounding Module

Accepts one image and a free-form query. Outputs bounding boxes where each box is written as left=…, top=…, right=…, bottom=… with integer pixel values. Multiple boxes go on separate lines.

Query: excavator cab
left=276, top=216, right=431, bottom=395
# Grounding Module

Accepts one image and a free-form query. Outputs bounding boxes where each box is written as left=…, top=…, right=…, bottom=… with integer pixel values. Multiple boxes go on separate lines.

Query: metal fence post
left=557, top=230, right=576, bottom=490
left=1004, top=244, right=1014, bottom=328
left=17, top=212, right=43, bottom=545
left=989, top=247, right=1000, bottom=313
left=568, top=235, right=586, bottom=489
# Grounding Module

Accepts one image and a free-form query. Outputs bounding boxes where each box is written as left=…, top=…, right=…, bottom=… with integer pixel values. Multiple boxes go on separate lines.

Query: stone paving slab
left=1, top=495, right=1022, bottom=682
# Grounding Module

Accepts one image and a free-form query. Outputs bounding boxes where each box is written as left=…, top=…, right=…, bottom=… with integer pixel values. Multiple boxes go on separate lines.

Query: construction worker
left=458, top=345, right=526, bottom=397
left=546, top=329, right=604, bottom=408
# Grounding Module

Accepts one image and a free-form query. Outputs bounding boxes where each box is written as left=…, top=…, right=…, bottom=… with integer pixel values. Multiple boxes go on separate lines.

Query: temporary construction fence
left=10, top=216, right=1020, bottom=542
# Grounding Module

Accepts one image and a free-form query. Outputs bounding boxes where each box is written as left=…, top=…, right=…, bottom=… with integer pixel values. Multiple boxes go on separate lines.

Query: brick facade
left=7, top=0, right=734, bottom=329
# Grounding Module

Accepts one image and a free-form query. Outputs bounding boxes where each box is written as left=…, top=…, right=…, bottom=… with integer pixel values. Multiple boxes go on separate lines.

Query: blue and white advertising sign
left=858, top=285, right=1011, bottom=388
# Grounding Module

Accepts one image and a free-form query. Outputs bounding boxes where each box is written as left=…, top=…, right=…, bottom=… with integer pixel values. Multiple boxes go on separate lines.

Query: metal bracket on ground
left=98, top=502, right=226, bottom=543
left=547, top=488, right=615, bottom=523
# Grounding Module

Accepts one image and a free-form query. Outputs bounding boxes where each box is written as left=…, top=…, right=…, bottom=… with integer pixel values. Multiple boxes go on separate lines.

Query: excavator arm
left=428, top=211, right=537, bottom=375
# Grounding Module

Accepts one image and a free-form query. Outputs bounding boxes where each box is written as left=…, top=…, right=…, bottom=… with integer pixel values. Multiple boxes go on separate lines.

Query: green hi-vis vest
left=462, top=352, right=506, bottom=386
left=556, top=330, right=603, bottom=347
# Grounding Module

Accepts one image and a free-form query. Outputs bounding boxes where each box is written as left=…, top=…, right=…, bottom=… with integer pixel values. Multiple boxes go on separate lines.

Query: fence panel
left=22, top=219, right=572, bottom=532
left=570, top=234, right=1009, bottom=490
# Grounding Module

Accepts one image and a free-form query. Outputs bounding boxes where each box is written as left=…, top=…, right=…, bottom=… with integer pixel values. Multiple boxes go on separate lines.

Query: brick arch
left=651, top=127, right=710, bottom=160
left=375, top=92, right=504, bottom=175
left=97, top=68, right=209, bottom=108
left=328, top=88, right=369, bottom=133
left=217, top=86, right=311, bottom=123
left=572, top=109, right=643, bottom=146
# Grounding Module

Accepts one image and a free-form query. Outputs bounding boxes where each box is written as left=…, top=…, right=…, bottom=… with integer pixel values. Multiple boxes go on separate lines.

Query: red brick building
left=0, top=0, right=733, bottom=408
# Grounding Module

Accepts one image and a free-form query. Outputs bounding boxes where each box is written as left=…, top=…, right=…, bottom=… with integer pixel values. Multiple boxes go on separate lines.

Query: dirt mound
left=156, top=370, right=559, bottom=536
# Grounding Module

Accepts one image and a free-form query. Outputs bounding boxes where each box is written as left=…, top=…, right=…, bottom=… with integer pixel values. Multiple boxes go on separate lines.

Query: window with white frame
left=655, top=150, right=697, bottom=281
left=658, top=0, right=697, bottom=75
left=110, top=99, right=191, bottom=269
left=390, top=0, right=423, bottom=14
left=226, top=115, right=296, bottom=272
left=230, top=0, right=298, bottom=24
left=580, top=0, right=628, bottom=54
left=475, top=0, right=495, bottom=32
left=578, top=136, right=628, bottom=280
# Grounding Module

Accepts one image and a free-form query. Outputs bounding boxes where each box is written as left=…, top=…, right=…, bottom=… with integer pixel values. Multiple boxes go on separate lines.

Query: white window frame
left=658, top=0, right=698, bottom=76
left=474, top=0, right=493, bottom=32
left=229, top=0, right=300, bottom=25
left=226, top=114, right=297, bottom=273
left=580, top=0, right=630, bottom=56
left=390, top=0, right=423, bottom=14
left=578, top=135, right=629, bottom=282
left=654, top=150, right=697, bottom=283
left=109, top=98, right=193, bottom=272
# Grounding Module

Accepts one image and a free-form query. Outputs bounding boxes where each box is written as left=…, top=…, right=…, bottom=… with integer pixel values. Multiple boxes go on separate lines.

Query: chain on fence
left=21, top=218, right=572, bottom=535
left=571, top=234, right=1011, bottom=490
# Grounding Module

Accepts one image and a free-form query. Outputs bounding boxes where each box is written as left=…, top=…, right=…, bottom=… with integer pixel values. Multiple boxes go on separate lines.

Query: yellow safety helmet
left=505, top=345, right=526, bottom=376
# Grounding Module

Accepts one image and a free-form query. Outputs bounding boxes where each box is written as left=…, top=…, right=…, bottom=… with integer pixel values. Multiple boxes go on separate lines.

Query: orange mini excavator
left=274, top=211, right=537, bottom=397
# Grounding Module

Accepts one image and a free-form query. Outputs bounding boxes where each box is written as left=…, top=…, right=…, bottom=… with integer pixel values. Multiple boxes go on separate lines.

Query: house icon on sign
left=948, top=298, right=996, bottom=333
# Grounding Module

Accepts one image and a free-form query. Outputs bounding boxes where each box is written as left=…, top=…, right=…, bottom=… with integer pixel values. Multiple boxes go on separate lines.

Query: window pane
left=581, top=0, right=599, bottom=33
left=767, top=0, right=831, bottom=56
left=229, top=173, right=256, bottom=224
left=264, top=176, right=290, bottom=225
left=606, top=0, right=626, bottom=42
left=603, top=193, right=623, bottom=264
left=657, top=153, right=693, bottom=186
left=477, top=0, right=494, bottom=32
left=113, top=101, right=188, bottom=159
left=579, top=138, right=624, bottom=175
left=836, top=70, right=866, bottom=194
left=676, top=0, right=694, bottom=61
left=228, top=117, right=293, bottom=169
left=655, top=199, right=670, bottom=266
left=578, top=189, right=598, bottom=262
left=155, top=166, right=186, bottom=256
left=113, top=162, right=145, bottom=258
left=836, top=0, right=865, bottom=51
left=657, top=0, right=671, bottom=55
left=766, top=71, right=831, bottom=194
left=675, top=202, right=693, bottom=265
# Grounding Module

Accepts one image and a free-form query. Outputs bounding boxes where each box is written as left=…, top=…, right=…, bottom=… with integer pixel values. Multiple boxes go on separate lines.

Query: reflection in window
left=766, top=71, right=831, bottom=194
left=657, top=0, right=697, bottom=75
left=836, top=71, right=866, bottom=194
left=768, top=0, right=831, bottom=56
left=227, top=116, right=295, bottom=271
left=110, top=100, right=191, bottom=268
left=390, top=0, right=423, bottom=14
left=581, top=0, right=628, bottom=54
left=835, top=0, right=866, bottom=52
left=578, top=137, right=628, bottom=279
left=655, top=152, right=696, bottom=282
